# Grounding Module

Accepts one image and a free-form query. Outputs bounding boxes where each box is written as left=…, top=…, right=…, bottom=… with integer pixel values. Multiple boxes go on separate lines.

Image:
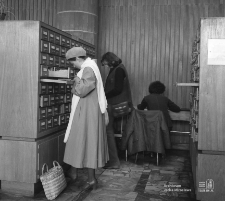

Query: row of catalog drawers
left=40, top=93, right=72, bottom=107
left=39, top=113, right=70, bottom=132
left=40, top=52, right=71, bottom=66
left=41, top=27, right=95, bottom=55
left=39, top=83, right=72, bottom=94
left=39, top=103, right=71, bottom=119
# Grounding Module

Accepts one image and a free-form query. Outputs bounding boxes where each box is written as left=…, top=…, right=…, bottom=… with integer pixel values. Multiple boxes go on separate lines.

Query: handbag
left=111, top=101, right=132, bottom=118
left=40, top=161, right=67, bottom=200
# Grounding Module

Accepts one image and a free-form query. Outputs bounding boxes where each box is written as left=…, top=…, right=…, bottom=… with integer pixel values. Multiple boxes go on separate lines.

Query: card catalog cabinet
left=188, top=18, right=225, bottom=201
left=0, top=21, right=96, bottom=196
left=0, top=21, right=95, bottom=139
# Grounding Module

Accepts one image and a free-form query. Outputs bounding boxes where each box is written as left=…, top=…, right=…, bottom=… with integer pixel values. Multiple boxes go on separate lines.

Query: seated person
left=137, top=81, right=181, bottom=131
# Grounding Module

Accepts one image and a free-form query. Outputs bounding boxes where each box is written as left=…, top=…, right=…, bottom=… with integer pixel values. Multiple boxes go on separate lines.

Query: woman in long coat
left=63, top=47, right=108, bottom=190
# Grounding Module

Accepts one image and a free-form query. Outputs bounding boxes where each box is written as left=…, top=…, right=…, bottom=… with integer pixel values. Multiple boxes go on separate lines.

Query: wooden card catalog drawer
left=54, top=56, right=60, bottom=67
left=59, top=114, right=66, bottom=125
left=49, top=31, right=55, bottom=43
left=60, top=58, right=66, bottom=67
left=41, top=40, right=49, bottom=53
left=53, top=115, right=59, bottom=127
left=39, top=119, right=47, bottom=132
left=40, top=95, right=49, bottom=107
left=64, top=103, right=70, bottom=113
left=59, top=84, right=65, bottom=93
left=54, top=94, right=60, bottom=104
left=41, top=28, right=49, bottom=41
left=48, top=55, right=55, bottom=66
left=65, top=113, right=70, bottom=123
left=71, top=40, right=76, bottom=47
left=47, top=117, right=53, bottom=129
left=47, top=84, right=54, bottom=94
left=40, top=65, right=48, bottom=77
left=65, top=93, right=72, bottom=103
left=39, top=108, right=47, bottom=119
left=58, top=94, right=65, bottom=104
left=55, top=33, right=60, bottom=45
left=53, top=84, right=59, bottom=93
left=61, top=47, right=66, bottom=57
left=66, top=38, right=71, bottom=48
left=49, top=94, right=55, bottom=106
left=40, top=53, right=48, bottom=65
left=46, top=106, right=53, bottom=117
left=66, top=84, right=72, bottom=93
left=39, top=83, right=48, bottom=94
left=53, top=106, right=59, bottom=116
left=61, top=35, right=67, bottom=47
left=55, top=45, right=60, bottom=56
left=49, top=43, right=56, bottom=55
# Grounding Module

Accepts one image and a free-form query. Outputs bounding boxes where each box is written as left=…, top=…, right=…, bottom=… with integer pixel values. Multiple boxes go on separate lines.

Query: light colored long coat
left=63, top=67, right=109, bottom=169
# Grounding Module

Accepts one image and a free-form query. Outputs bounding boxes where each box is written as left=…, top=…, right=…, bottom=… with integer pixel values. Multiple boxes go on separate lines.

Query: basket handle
left=42, top=163, right=48, bottom=175
left=53, top=161, right=60, bottom=167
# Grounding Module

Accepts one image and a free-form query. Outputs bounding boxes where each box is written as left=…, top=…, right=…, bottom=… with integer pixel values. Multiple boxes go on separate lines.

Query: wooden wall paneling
left=151, top=5, right=157, bottom=83
left=129, top=5, right=136, bottom=102
left=52, top=0, right=57, bottom=27
left=103, top=6, right=110, bottom=80
left=159, top=6, right=166, bottom=84
left=114, top=6, right=119, bottom=55
left=173, top=5, right=180, bottom=103
left=97, top=6, right=103, bottom=74
left=25, top=0, right=30, bottom=20
left=22, top=0, right=26, bottom=19
left=168, top=5, right=175, bottom=100
left=109, top=6, right=114, bottom=52
left=140, top=5, right=147, bottom=98
left=29, top=0, right=34, bottom=20
left=134, top=4, right=142, bottom=101
left=18, top=0, right=22, bottom=19
left=33, top=0, right=38, bottom=21
left=155, top=6, right=161, bottom=81
left=177, top=5, right=184, bottom=105
left=41, top=0, right=46, bottom=24
left=121, top=5, right=127, bottom=69
left=141, top=5, right=149, bottom=99
left=164, top=5, right=171, bottom=98
left=117, top=6, right=122, bottom=61
left=37, top=0, right=42, bottom=22
left=124, top=5, right=133, bottom=99
left=132, top=0, right=138, bottom=7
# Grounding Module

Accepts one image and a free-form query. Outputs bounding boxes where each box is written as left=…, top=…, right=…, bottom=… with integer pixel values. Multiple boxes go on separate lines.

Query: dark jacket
left=121, top=109, right=170, bottom=155
left=105, top=63, right=132, bottom=105
left=137, top=94, right=180, bottom=128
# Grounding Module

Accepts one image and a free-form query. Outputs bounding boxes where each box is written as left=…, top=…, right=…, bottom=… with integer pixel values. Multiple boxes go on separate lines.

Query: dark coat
left=104, top=64, right=132, bottom=105
left=121, top=109, right=171, bottom=155
left=137, top=94, right=180, bottom=128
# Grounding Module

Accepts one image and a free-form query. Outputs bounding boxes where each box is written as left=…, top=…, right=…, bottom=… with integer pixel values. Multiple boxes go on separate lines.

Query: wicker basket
left=40, top=161, right=67, bottom=200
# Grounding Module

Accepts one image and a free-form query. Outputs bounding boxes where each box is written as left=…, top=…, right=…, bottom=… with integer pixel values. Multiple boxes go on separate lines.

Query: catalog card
left=208, top=39, right=225, bottom=65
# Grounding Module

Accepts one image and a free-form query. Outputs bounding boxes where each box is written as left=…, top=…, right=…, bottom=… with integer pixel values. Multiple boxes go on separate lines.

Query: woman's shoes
left=82, top=179, right=98, bottom=191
